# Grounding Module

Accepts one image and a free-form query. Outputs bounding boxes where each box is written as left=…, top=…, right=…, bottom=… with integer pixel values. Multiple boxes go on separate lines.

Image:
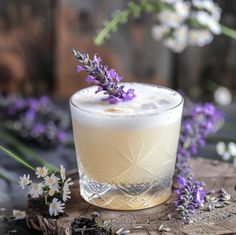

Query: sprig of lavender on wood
left=174, top=103, right=224, bottom=223
left=73, top=49, right=135, bottom=104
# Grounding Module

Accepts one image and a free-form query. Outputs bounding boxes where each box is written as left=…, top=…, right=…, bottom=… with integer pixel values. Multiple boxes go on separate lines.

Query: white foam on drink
left=70, top=83, right=183, bottom=129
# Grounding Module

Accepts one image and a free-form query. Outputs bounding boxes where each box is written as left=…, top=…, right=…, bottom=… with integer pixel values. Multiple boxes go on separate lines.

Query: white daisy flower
left=49, top=189, right=56, bottom=196
left=19, top=174, right=31, bottom=190
left=216, top=141, right=226, bottom=156
left=63, top=177, right=74, bottom=202
left=49, top=198, right=65, bottom=216
left=228, top=142, right=236, bottom=157
left=188, top=29, right=213, bottom=47
left=29, top=183, right=44, bottom=198
left=35, top=166, right=48, bottom=178
left=60, top=165, right=66, bottom=182
left=13, top=210, right=26, bottom=220
left=44, top=174, right=60, bottom=191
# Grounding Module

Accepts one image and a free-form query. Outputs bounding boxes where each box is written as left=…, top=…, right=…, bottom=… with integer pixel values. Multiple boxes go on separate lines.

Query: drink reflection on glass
left=70, top=83, right=184, bottom=210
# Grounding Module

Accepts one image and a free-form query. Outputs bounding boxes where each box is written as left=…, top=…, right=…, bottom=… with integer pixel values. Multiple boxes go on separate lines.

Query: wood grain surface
left=26, top=158, right=236, bottom=235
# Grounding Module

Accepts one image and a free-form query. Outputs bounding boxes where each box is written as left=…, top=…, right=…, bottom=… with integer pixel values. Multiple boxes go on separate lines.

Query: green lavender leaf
left=0, top=130, right=58, bottom=172
left=0, top=145, right=35, bottom=171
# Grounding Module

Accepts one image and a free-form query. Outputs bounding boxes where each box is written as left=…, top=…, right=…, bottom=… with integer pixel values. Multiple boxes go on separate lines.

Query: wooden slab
left=26, top=158, right=236, bottom=235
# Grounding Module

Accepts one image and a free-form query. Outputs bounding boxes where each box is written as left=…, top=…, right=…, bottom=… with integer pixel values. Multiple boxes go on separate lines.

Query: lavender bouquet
left=0, top=94, right=70, bottom=148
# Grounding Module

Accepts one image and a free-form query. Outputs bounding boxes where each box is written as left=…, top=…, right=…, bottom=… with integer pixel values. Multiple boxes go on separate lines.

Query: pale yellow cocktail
left=70, top=83, right=183, bottom=210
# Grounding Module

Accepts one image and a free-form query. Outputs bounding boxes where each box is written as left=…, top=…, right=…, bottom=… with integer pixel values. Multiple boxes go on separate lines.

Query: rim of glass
left=70, top=82, right=184, bottom=118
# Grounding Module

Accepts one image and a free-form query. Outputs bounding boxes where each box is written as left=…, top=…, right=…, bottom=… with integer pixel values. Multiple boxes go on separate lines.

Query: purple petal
left=177, top=176, right=187, bottom=187
left=93, top=54, right=102, bottom=64
left=57, top=130, right=67, bottom=143
left=76, top=65, right=85, bottom=73
left=85, top=75, right=95, bottom=84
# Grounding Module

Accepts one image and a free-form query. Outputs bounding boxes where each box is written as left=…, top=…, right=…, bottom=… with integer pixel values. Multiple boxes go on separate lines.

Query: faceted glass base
left=80, top=175, right=172, bottom=210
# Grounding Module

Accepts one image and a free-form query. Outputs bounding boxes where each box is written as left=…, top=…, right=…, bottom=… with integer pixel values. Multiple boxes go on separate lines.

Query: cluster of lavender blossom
left=152, top=0, right=222, bottom=52
left=174, top=103, right=224, bottom=223
left=0, top=94, right=70, bottom=147
left=73, top=49, right=135, bottom=104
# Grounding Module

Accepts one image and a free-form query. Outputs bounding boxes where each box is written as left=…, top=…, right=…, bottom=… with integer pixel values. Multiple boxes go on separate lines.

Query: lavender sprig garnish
left=73, top=49, right=135, bottom=104
left=174, top=103, right=224, bottom=223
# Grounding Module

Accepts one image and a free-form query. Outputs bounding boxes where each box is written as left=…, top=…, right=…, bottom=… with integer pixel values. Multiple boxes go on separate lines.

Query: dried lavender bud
left=73, top=49, right=135, bottom=104
left=71, top=217, right=111, bottom=235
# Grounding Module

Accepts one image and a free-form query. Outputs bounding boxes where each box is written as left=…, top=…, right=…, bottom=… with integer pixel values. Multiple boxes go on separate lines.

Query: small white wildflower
left=44, top=174, right=60, bottom=191
left=164, top=25, right=188, bottom=52
left=60, top=165, right=66, bottom=182
left=222, top=152, right=231, bottom=161
left=228, top=142, right=236, bottom=157
left=174, top=1, right=190, bottom=19
left=214, top=86, right=232, bottom=106
left=19, top=174, right=31, bottom=190
left=188, top=29, right=213, bottom=47
left=29, top=183, right=44, bottom=198
left=195, top=11, right=221, bottom=35
left=216, top=142, right=226, bottom=156
left=13, top=210, right=26, bottom=220
left=193, top=0, right=222, bottom=20
left=158, top=10, right=183, bottom=28
left=35, top=166, right=48, bottom=178
left=151, top=25, right=169, bottom=40
left=49, top=189, right=56, bottom=196
left=63, top=177, right=74, bottom=202
left=49, top=198, right=65, bottom=216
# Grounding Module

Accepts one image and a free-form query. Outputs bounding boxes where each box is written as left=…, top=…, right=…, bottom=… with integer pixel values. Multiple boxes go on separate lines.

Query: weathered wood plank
left=26, top=158, right=236, bottom=235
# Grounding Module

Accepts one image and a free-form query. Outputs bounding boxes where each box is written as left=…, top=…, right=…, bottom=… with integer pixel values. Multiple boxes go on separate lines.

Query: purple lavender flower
left=73, top=49, right=135, bottom=104
left=174, top=176, right=205, bottom=223
left=174, top=103, right=224, bottom=223
left=0, top=93, right=70, bottom=147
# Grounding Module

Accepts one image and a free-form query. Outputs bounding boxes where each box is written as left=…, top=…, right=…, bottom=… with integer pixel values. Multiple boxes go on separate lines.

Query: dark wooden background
left=0, top=0, right=236, bottom=100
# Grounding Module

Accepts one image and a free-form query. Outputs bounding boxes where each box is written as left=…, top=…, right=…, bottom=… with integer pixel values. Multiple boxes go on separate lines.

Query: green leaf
left=0, top=130, right=58, bottom=172
left=0, top=145, right=35, bottom=171
left=221, top=24, right=236, bottom=40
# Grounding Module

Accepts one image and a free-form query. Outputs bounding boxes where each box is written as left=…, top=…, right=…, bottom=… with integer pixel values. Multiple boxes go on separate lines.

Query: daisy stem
left=45, top=194, right=48, bottom=205
left=221, top=24, right=236, bottom=40
left=0, top=130, right=59, bottom=172
left=0, top=145, right=35, bottom=171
